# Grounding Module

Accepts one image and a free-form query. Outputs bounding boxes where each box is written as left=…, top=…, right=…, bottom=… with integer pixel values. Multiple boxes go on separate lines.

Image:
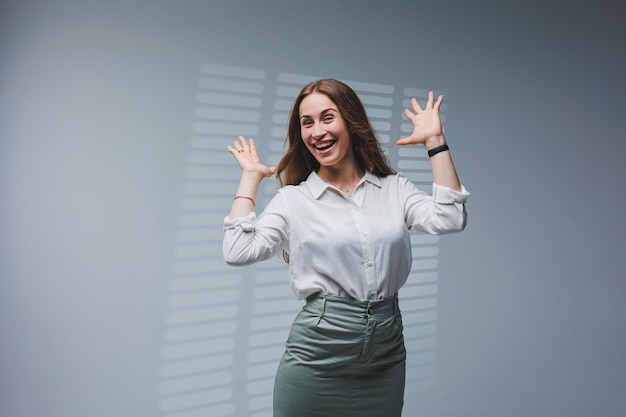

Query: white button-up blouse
left=223, top=171, right=469, bottom=300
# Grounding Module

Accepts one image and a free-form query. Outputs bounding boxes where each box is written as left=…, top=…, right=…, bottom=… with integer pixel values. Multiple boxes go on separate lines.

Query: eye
left=301, top=119, right=313, bottom=126
left=323, top=114, right=335, bottom=122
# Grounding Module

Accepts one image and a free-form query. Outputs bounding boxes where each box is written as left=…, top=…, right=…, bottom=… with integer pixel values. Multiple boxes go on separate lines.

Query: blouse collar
left=305, top=170, right=382, bottom=199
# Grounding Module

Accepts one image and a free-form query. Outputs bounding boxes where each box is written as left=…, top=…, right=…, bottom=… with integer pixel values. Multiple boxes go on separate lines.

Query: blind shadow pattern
left=157, top=64, right=447, bottom=417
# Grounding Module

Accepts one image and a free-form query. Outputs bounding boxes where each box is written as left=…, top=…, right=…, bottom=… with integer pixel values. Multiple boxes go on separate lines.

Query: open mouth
left=314, top=140, right=336, bottom=151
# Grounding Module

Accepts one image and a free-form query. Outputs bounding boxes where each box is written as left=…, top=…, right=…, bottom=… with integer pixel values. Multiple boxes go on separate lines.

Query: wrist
left=427, top=144, right=449, bottom=158
left=241, top=170, right=265, bottom=184
left=424, top=135, right=446, bottom=151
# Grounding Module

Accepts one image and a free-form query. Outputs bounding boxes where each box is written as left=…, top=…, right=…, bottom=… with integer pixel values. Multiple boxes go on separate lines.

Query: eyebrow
left=300, top=108, right=338, bottom=119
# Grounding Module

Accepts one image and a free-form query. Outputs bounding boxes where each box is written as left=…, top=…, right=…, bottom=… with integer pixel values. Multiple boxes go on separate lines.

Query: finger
left=232, top=144, right=244, bottom=155
left=395, top=137, right=412, bottom=146
left=249, top=138, right=260, bottom=159
left=426, top=91, right=434, bottom=108
left=242, top=136, right=254, bottom=152
left=238, top=135, right=250, bottom=151
left=228, top=145, right=245, bottom=159
left=233, top=137, right=244, bottom=152
left=403, top=108, right=415, bottom=120
left=411, top=97, right=423, bottom=113
left=433, top=94, right=444, bottom=111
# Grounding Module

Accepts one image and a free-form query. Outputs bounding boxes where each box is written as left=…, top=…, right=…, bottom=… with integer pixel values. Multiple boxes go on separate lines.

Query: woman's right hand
left=228, top=136, right=276, bottom=179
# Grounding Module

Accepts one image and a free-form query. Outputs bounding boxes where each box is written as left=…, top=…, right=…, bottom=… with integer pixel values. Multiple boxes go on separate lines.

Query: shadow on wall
left=157, top=63, right=449, bottom=416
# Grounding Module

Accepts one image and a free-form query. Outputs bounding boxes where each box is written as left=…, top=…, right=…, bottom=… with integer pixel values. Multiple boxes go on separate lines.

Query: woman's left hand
left=396, top=91, right=444, bottom=147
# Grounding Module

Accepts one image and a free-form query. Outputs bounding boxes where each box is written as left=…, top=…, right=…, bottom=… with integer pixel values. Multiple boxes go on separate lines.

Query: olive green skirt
left=273, top=293, right=406, bottom=417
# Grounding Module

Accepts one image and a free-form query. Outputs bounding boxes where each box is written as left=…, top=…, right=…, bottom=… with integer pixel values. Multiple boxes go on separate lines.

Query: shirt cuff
left=223, top=212, right=257, bottom=232
left=432, top=183, right=470, bottom=204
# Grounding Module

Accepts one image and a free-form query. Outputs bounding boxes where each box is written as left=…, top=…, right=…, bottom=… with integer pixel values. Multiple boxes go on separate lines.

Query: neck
left=318, top=165, right=364, bottom=195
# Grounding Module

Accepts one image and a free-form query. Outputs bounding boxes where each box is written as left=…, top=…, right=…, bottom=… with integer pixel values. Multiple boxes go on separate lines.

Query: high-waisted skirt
left=273, top=293, right=406, bottom=417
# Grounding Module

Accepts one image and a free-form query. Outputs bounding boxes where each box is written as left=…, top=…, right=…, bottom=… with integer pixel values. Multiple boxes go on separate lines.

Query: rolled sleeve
left=403, top=177, right=470, bottom=234
left=223, top=212, right=257, bottom=232
left=432, top=183, right=470, bottom=204
left=223, top=194, right=289, bottom=266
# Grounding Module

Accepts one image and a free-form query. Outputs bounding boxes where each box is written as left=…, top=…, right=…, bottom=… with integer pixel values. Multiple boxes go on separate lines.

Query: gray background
left=1, top=1, right=625, bottom=417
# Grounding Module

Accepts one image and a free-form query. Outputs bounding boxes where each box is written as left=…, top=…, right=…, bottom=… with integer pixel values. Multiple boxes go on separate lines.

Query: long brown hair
left=276, top=79, right=395, bottom=187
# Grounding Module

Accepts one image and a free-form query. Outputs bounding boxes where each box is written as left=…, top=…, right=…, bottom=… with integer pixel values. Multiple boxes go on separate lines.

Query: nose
left=311, top=123, right=326, bottom=140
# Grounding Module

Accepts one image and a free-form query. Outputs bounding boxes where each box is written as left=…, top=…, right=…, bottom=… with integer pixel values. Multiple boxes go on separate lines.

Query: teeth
left=315, top=141, right=335, bottom=150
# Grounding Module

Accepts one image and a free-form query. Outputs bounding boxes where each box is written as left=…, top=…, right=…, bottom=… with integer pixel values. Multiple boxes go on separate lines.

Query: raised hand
left=396, top=91, right=444, bottom=147
left=227, top=136, right=276, bottom=178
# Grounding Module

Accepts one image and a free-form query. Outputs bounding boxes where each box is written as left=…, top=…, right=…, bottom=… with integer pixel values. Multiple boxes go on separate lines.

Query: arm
left=227, top=136, right=276, bottom=219
left=396, top=91, right=462, bottom=192
left=224, top=136, right=286, bottom=265
left=400, top=173, right=468, bottom=234
left=223, top=196, right=289, bottom=265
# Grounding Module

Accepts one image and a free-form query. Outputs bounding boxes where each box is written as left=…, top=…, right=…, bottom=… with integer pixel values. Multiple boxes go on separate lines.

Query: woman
left=223, top=79, right=469, bottom=417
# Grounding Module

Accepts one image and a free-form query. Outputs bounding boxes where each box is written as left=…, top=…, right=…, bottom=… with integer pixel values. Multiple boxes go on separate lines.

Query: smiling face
left=299, top=92, right=355, bottom=173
